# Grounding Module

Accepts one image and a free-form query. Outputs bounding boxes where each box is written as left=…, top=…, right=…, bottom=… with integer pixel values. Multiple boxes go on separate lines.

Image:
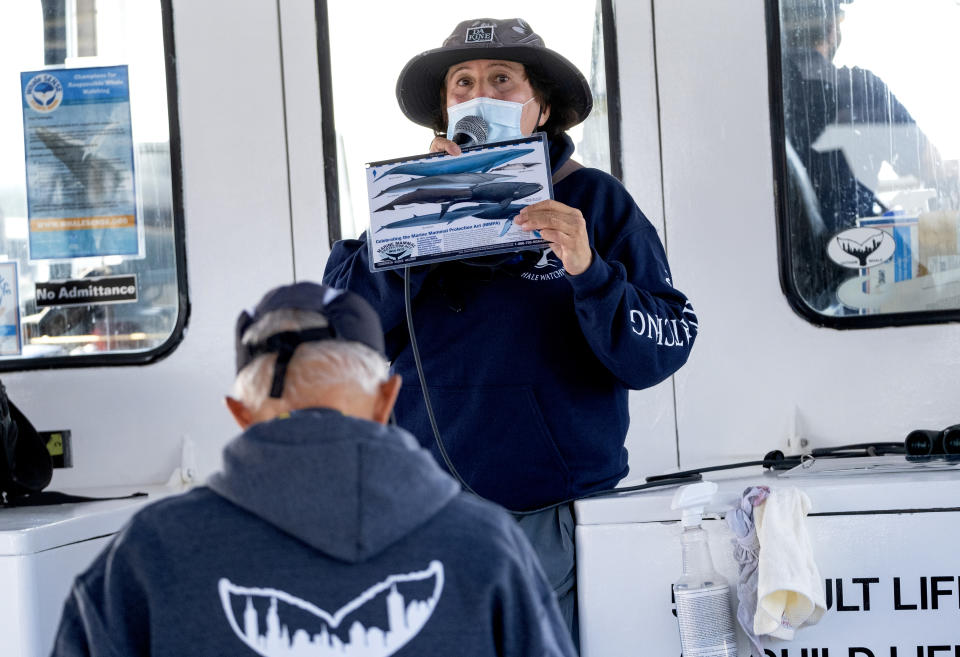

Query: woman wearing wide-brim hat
left=324, top=17, right=699, bottom=648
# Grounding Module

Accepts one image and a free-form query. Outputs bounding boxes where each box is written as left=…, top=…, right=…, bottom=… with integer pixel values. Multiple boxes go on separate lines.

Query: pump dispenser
left=671, top=481, right=737, bottom=657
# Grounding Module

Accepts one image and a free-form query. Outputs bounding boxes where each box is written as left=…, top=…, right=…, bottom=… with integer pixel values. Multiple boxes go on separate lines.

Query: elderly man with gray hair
left=51, top=282, right=575, bottom=657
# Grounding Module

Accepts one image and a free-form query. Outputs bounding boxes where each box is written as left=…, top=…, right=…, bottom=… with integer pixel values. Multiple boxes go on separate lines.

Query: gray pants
left=513, top=503, right=579, bottom=651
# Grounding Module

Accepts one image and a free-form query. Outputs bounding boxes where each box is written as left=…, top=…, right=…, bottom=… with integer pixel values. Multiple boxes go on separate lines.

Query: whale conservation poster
left=20, top=65, right=139, bottom=260
left=365, top=134, right=552, bottom=271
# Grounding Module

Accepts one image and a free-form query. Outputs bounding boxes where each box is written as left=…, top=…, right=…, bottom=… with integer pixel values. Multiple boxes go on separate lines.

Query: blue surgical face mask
left=446, top=96, right=536, bottom=144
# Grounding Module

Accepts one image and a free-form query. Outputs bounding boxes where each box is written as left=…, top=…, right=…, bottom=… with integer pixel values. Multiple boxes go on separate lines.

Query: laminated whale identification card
left=366, top=134, right=552, bottom=271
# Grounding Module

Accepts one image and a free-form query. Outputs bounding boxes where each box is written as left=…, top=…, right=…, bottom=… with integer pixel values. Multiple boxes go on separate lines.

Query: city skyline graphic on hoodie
left=218, top=560, right=444, bottom=656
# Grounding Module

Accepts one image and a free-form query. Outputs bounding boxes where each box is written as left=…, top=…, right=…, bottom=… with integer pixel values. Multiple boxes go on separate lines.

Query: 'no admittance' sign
left=35, top=275, right=137, bottom=307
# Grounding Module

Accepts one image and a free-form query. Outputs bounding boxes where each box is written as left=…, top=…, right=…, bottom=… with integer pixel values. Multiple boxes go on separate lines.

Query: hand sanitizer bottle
left=671, top=481, right=737, bottom=657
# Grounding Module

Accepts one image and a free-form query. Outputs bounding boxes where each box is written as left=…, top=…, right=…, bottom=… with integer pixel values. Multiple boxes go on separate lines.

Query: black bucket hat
left=396, top=17, right=592, bottom=131
left=235, top=282, right=386, bottom=398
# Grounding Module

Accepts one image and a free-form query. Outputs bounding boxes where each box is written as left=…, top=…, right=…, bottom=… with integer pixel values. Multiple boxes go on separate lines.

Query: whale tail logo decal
left=219, top=561, right=444, bottom=656
left=836, top=232, right=884, bottom=267
left=535, top=247, right=558, bottom=269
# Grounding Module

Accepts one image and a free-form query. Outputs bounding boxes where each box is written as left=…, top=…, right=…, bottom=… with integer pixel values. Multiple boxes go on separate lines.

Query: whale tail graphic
left=219, top=561, right=444, bottom=657
left=536, top=247, right=556, bottom=268
left=837, top=233, right=884, bottom=267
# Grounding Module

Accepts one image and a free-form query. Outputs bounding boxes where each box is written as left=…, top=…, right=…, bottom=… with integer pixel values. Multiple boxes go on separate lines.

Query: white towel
left=753, top=487, right=826, bottom=640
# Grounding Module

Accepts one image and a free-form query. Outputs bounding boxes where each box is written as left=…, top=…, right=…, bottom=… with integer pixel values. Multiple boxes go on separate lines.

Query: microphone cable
left=390, top=300, right=934, bottom=519
left=402, top=266, right=707, bottom=515
left=404, top=266, right=481, bottom=498
left=404, top=266, right=914, bottom=515
left=644, top=442, right=906, bottom=483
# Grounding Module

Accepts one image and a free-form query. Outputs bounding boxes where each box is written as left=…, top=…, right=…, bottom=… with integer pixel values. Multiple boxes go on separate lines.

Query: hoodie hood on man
left=207, top=407, right=460, bottom=563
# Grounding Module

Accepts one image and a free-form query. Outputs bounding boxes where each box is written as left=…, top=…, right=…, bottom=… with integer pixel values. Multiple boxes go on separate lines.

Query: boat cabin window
left=772, top=0, right=960, bottom=327
left=321, top=0, right=620, bottom=242
left=0, top=0, right=185, bottom=367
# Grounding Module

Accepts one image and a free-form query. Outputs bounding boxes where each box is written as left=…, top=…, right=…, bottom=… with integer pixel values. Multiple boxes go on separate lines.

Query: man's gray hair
left=231, top=308, right=389, bottom=409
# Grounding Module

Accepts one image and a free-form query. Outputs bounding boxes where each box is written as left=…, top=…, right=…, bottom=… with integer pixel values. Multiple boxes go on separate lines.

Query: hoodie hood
left=549, top=133, right=575, bottom=174
left=208, top=407, right=460, bottom=563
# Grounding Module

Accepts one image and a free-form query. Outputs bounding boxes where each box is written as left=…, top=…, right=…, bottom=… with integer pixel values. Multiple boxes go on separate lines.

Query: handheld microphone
left=451, top=115, right=488, bottom=147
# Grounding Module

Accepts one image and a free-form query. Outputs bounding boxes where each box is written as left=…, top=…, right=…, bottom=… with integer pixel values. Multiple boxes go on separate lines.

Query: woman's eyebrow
left=447, top=62, right=523, bottom=82
left=446, top=66, right=473, bottom=81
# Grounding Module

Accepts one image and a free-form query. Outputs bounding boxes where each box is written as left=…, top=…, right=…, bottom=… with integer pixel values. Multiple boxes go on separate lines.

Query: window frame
left=315, top=0, right=624, bottom=248
left=0, top=0, right=190, bottom=371
left=767, top=0, right=960, bottom=330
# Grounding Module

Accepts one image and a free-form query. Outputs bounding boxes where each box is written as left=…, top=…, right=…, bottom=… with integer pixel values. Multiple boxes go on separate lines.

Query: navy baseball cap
left=235, top=282, right=386, bottom=398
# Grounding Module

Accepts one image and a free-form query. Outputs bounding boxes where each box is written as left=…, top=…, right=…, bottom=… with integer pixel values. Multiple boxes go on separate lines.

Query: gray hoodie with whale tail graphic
left=51, top=408, right=575, bottom=657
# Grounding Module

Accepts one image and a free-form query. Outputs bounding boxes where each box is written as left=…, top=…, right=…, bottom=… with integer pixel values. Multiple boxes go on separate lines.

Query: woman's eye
left=495, top=75, right=509, bottom=84
left=456, top=78, right=472, bottom=87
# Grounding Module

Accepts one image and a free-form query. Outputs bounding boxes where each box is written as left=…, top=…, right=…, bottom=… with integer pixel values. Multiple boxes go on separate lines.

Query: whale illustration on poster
left=371, top=148, right=534, bottom=180
left=366, top=134, right=552, bottom=272
left=373, top=172, right=511, bottom=197
left=375, top=181, right=542, bottom=219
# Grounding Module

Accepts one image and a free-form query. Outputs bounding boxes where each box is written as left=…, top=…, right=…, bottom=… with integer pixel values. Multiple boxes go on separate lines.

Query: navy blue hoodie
left=51, top=409, right=575, bottom=657
left=323, top=135, right=698, bottom=510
